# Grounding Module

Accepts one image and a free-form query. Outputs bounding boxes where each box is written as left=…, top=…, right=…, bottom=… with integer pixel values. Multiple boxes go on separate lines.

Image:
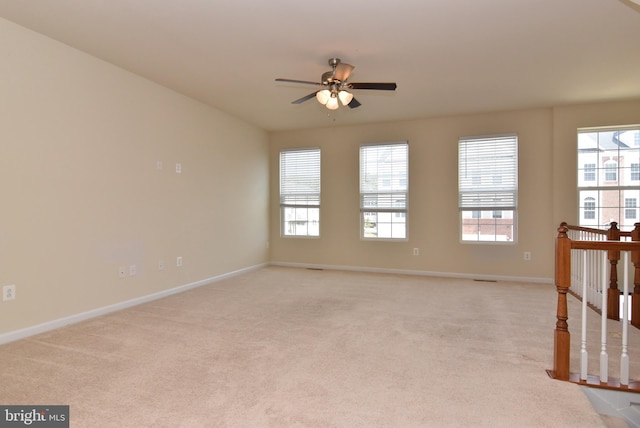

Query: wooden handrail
left=551, top=222, right=640, bottom=391
left=561, top=221, right=634, bottom=238
left=571, top=241, right=640, bottom=251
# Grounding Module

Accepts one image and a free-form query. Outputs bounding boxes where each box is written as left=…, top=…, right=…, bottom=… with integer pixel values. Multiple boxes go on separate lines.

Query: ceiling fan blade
left=291, top=92, right=318, bottom=104
left=348, top=82, right=397, bottom=91
left=348, top=97, right=361, bottom=109
left=333, top=63, right=354, bottom=82
left=276, top=78, right=324, bottom=86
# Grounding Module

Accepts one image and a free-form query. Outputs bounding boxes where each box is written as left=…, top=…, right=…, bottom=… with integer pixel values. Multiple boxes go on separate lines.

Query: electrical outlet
left=3, top=285, right=15, bottom=301
left=119, top=266, right=127, bottom=278
left=129, top=265, right=137, bottom=276
left=176, top=256, right=182, bottom=267
left=524, top=251, right=532, bottom=261
left=156, top=160, right=163, bottom=170
left=158, top=260, right=165, bottom=271
left=176, top=163, right=182, bottom=173
left=413, top=248, right=420, bottom=256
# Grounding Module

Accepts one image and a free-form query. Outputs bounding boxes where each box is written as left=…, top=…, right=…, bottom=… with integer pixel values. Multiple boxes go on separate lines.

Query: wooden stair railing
left=550, top=223, right=640, bottom=392
left=561, top=221, right=640, bottom=327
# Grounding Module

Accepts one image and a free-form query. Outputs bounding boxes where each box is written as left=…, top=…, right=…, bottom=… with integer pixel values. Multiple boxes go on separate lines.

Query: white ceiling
left=1, top=0, right=639, bottom=132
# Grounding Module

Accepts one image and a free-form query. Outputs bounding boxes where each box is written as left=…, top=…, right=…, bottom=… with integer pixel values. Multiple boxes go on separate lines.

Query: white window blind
left=280, top=148, right=321, bottom=237
left=458, top=135, right=518, bottom=211
left=360, top=143, right=408, bottom=212
left=360, top=142, right=408, bottom=239
left=280, top=148, right=320, bottom=207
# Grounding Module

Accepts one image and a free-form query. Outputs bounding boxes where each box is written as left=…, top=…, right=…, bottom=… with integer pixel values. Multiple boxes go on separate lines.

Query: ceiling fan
left=275, top=58, right=397, bottom=110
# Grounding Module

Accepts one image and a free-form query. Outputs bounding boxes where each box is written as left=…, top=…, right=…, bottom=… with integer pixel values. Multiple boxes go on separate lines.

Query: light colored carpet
left=0, top=266, right=629, bottom=427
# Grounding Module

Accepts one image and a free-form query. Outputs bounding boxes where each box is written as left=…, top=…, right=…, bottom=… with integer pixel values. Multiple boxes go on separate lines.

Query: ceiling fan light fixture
left=338, top=90, right=353, bottom=106
left=316, top=89, right=331, bottom=105
left=326, top=96, right=339, bottom=110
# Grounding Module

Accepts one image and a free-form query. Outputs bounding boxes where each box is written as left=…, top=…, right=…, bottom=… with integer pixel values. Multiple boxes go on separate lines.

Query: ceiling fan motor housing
left=322, top=58, right=344, bottom=84
left=321, top=71, right=335, bottom=85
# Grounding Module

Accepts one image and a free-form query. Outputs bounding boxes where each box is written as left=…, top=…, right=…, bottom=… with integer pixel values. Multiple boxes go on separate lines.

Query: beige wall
left=0, top=18, right=269, bottom=335
left=269, top=101, right=640, bottom=282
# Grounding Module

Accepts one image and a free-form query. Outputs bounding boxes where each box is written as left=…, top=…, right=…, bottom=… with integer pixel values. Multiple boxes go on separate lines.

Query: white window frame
left=359, top=142, right=409, bottom=240
left=458, top=134, right=518, bottom=243
left=279, top=148, right=321, bottom=237
left=578, top=126, right=640, bottom=230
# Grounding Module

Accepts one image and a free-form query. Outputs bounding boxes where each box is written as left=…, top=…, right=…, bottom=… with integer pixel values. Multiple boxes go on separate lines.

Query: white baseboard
left=0, top=263, right=267, bottom=346
left=269, top=261, right=553, bottom=284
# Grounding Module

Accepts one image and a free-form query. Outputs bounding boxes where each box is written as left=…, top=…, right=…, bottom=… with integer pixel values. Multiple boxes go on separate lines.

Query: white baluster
left=593, top=248, right=597, bottom=303
left=620, top=252, right=630, bottom=386
left=586, top=249, right=591, bottom=302
left=580, top=251, right=588, bottom=381
left=600, top=251, right=608, bottom=383
left=590, top=249, right=598, bottom=307
left=573, top=247, right=580, bottom=293
left=573, top=248, right=580, bottom=296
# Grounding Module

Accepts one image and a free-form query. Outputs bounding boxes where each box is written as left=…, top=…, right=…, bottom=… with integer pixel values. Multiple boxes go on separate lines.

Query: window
left=458, top=134, right=517, bottom=242
left=604, top=160, right=618, bottom=182
left=279, top=148, right=320, bottom=237
left=583, top=197, right=596, bottom=220
left=584, top=163, right=596, bottom=181
left=632, top=163, right=640, bottom=181
left=625, top=198, right=637, bottom=220
left=578, top=126, right=640, bottom=230
left=360, top=142, right=408, bottom=239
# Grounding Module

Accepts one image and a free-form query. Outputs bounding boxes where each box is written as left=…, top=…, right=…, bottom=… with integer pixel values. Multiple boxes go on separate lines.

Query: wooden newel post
left=607, top=222, right=620, bottom=320
left=631, top=223, right=640, bottom=328
left=553, top=225, right=571, bottom=380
